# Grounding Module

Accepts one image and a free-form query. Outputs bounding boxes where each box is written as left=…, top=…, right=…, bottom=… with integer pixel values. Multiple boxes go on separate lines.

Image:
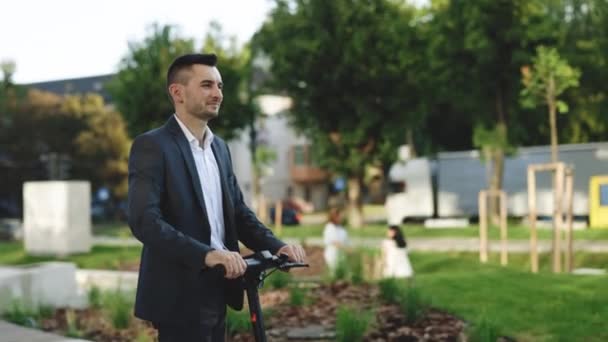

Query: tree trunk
left=548, top=76, right=558, bottom=163
left=406, top=128, right=417, bottom=158
left=489, top=148, right=505, bottom=225
left=347, top=177, right=364, bottom=228
left=489, top=86, right=508, bottom=225
left=547, top=75, right=561, bottom=272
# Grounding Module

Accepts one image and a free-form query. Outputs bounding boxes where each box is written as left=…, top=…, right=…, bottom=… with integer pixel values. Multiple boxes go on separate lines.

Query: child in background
left=323, top=207, right=349, bottom=273
left=381, top=225, right=414, bottom=278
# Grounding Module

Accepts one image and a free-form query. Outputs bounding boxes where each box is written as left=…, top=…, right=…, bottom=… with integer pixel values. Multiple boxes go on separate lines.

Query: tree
left=520, top=46, right=581, bottom=162
left=557, top=0, right=608, bottom=143
left=108, top=23, right=252, bottom=140
left=253, top=0, right=421, bottom=227
left=68, top=95, right=131, bottom=199
left=0, top=89, right=131, bottom=203
left=425, top=0, right=562, bottom=222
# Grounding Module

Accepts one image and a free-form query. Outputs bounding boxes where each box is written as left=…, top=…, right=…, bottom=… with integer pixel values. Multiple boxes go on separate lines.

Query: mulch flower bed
left=30, top=245, right=467, bottom=341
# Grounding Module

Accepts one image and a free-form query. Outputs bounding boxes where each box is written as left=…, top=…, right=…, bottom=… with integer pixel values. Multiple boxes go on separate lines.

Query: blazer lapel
left=211, top=140, right=239, bottom=251
left=165, top=116, right=208, bottom=216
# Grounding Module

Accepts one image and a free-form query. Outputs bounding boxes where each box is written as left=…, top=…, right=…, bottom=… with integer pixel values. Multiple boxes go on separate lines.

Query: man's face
left=181, top=64, right=223, bottom=121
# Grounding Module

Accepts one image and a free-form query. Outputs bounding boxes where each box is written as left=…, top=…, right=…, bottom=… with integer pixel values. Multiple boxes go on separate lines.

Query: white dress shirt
left=175, top=114, right=226, bottom=250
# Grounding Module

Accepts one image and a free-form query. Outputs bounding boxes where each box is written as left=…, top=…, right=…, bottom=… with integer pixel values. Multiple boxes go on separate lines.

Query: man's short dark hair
left=166, top=53, right=218, bottom=99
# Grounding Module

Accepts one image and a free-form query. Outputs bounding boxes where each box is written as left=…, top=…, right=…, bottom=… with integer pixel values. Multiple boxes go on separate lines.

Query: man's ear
left=168, top=83, right=183, bottom=103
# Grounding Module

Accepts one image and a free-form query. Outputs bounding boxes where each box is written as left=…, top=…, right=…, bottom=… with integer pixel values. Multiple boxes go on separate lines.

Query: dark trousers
left=156, top=310, right=226, bottom=342
left=155, top=270, right=227, bottom=342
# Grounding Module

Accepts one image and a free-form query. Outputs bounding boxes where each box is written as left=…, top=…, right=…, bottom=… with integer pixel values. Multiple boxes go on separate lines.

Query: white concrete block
left=76, top=269, right=138, bottom=294
left=424, top=218, right=470, bottom=228
left=0, top=262, right=86, bottom=313
left=571, top=268, right=606, bottom=275
left=23, top=181, right=91, bottom=256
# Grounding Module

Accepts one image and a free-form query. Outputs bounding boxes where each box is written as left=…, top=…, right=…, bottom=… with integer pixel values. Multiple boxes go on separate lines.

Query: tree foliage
left=0, top=89, right=131, bottom=200
left=253, top=0, right=423, bottom=226
left=108, top=23, right=253, bottom=140
left=521, top=45, right=581, bottom=161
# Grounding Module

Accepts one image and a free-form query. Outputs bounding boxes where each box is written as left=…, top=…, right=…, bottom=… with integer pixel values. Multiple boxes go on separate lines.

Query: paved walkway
left=93, top=236, right=608, bottom=253
left=0, top=320, right=91, bottom=342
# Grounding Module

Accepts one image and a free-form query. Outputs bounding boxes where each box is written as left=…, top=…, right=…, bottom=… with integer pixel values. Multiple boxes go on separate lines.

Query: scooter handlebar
left=210, top=251, right=308, bottom=277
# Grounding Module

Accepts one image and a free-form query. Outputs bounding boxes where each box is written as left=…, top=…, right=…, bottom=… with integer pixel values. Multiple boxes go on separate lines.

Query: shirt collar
left=174, top=114, right=214, bottom=149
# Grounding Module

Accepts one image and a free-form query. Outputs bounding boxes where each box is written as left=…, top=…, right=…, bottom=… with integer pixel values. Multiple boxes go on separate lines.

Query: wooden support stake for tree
left=258, top=196, right=268, bottom=224
left=274, top=200, right=283, bottom=236
left=564, top=168, right=574, bottom=272
left=527, top=167, right=539, bottom=273
left=527, top=162, right=568, bottom=274
left=478, top=191, right=488, bottom=263
left=500, top=191, right=508, bottom=266
left=478, top=189, right=508, bottom=265
left=553, top=164, right=565, bottom=273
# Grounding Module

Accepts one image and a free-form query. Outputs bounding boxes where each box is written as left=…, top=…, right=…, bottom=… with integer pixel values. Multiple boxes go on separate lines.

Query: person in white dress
left=323, top=207, right=349, bottom=274
left=381, top=225, right=414, bottom=278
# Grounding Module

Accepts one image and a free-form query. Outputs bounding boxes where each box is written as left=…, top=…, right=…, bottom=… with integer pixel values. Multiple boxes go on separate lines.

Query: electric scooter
left=219, top=250, right=308, bottom=342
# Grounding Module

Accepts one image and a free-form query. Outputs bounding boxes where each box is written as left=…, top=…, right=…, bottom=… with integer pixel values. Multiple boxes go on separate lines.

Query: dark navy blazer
left=127, top=115, right=285, bottom=324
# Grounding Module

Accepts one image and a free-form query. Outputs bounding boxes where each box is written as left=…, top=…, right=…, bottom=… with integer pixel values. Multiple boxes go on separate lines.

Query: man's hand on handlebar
left=276, top=244, right=306, bottom=263
left=204, top=250, right=247, bottom=279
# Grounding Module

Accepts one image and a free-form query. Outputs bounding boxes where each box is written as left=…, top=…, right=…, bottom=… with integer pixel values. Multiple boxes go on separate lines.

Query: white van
left=385, top=158, right=435, bottom=225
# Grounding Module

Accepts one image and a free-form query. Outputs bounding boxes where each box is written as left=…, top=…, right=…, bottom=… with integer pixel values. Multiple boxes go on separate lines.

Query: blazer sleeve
left=224, top=142, right=286, bottom=254
left=127, top=134, right=213, bottom=270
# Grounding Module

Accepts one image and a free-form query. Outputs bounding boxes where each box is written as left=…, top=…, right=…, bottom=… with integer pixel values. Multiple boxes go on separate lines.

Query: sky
left=0, top=0, right=275, bottom=83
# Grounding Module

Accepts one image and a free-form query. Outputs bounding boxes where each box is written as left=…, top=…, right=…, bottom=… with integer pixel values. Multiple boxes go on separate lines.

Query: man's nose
left=213, top=87, right=223, bottom=100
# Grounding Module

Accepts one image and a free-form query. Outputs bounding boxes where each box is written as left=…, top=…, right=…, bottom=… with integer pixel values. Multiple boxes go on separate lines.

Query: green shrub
left=335, top=306, right=373, bottom=342
left=226, top=307, right=251, bottom=335
left=378, top=278, right=401, bottom=303
left=266, top=270, right=292, bottom=289
left=103, top=290, right=132, bottom=329
left=37, top=304, right=54, bottom=320
left=65, top=309, right=83, bottom=338
left=134, top=331, right=154, bottom=342
left=348, top=251, right=364, bottom=284
left=399, top=285, right=428, bottom=324
left=468, top=314, right=501, bottom=342
left=332, top=256, right=349, bottom=281
left=2, top=299, right=36, bottom=327
left=87, top=286, right=102, bottom=309
left=289, top=286, right=308, bottom=306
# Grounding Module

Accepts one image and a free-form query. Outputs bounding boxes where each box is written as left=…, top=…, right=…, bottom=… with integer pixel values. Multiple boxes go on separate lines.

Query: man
left=127, top=53, right=305, bottom=341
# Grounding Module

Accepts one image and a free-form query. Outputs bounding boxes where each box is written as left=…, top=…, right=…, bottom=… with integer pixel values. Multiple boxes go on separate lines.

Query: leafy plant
left=348, top=251, right=364, bottom=285
left=399, top=285, right=429, bottom=324
left=335, top=306, right=373, bottom=342
left=103, top=290, right=132, bottom=329
left=37, top=304, right=54, bottom=320
left=288, top=286, right=308, bottom=307
left=87, top=285, right=102, bottom=309
left=378, top=278, right=401, bottom=303
left=468, top=314, right=501, bottom=342
left=134, top=331, right=154, bottom=342
left=226, top=307, right=251, bottom=335
left=331, top=256, right=349, bottom=281
left=65, top=309, right=83, bottom=338
left=2, top=299, right=36, bottom=327
left=266, top=270, right=292, bottom=289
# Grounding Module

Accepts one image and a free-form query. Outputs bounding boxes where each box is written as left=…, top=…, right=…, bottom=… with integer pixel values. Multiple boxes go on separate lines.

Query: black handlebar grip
left=211, top=264, right=226, bottom=277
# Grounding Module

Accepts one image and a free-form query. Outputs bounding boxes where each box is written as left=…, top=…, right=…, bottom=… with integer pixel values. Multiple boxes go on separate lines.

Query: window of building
left=293, top=146, right=306, bottom=166
left=600, top=184, right=608, bottom=206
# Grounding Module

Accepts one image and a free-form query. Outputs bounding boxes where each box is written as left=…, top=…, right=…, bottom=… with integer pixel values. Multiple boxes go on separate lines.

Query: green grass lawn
left=275, top=223, right=608, bottom=241
left=410, top=252, right=608, bottom=341
left=93, top=221, right=608, bottom=241
left=0, top=242, right=142, bottom=269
